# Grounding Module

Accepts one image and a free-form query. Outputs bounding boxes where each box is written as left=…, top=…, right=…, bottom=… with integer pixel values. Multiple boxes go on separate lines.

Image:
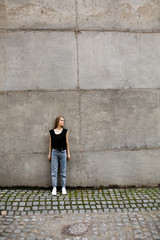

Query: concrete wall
left=0, top=0, right=160, bottom=187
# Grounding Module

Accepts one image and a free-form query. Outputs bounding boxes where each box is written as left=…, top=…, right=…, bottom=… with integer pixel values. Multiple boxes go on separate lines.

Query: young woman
left=48, top=116, right=71, bottom=195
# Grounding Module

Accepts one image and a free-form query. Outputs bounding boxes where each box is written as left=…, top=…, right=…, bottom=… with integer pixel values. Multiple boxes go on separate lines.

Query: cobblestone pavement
left=0, top=211, right=160, bottom=240
left=0, top=187, right=160, bottom=215
left=0, top=187, right=160, bottom=239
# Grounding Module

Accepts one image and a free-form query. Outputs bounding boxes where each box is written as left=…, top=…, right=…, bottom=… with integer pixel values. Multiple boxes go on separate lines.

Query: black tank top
left=49, top=128, right=67, bottom=150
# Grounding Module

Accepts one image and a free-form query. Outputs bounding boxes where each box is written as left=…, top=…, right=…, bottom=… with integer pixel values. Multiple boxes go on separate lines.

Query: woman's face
left=58, top=117, right=65, bottom=127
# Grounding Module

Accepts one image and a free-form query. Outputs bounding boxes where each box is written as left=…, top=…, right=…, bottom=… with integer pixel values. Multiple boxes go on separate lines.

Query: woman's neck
left=56, top=126, right=63, bottom=130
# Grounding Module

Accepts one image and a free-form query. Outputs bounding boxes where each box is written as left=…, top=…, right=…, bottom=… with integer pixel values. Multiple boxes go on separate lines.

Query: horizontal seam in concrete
left=0, top=29, right=160, bottom=33
left=0, top=152, right=47, bottom=156
left=0, top=88, right=160, bottom=94
left=81, top=146, right=160, bottom=153
left=0, top=146, right=160, bottom=155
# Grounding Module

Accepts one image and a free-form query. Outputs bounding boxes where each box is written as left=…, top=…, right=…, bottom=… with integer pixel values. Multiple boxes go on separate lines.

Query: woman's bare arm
left=48, top=133, right=52, bottom=161
left=66, top=131, right=71, bottom=160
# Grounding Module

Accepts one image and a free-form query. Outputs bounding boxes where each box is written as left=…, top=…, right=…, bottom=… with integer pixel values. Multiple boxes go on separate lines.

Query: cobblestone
left=0, top=211, right=159, bottom=239
left=0, top=187, right=160, bottom=239
left=0, top=187, right=160, bottom=215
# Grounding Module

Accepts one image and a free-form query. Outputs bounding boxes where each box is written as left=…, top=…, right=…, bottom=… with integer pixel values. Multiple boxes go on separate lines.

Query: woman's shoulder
left=49, top=129, right=53, bottom=133
left=63, top=128, right=68, bottom=133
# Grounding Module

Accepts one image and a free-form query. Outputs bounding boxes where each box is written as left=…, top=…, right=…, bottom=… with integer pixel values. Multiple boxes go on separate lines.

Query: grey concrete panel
left=66, top=152, right=83, bottom=187
left=0, top=91, right=80, bottom=154
left=0, top=153, right=14, bottom=186
left=2, top=152, right=50, bottom=187
left=15, top=151, right=82, bottom=187
left=1, top=0, right=76, bottom=29
left=0, top=32, right=6, bottom=90
left=81, top=148, right=160, bottom=187
left=0, top=150, right=81, bottom=187
left=80, top=90, right=160, bottom=151
left=78, top=31, right=160, bottom=89
left=0, top=93, right=8, bottom=153
left=77, top=0, right=160, bottom=31
left=0, top=0, right=6, bottom=29
left=1, top=0, right=159, bottom=31
left=4, top=31, right=77, bottom=90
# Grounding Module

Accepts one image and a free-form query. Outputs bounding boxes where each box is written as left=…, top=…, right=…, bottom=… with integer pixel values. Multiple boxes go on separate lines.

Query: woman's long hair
left=54, top=115, right=65, bottom=129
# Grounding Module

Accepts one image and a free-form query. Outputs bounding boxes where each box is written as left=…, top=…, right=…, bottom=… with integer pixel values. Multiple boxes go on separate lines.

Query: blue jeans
left=51, top=148, right=67, bottom=188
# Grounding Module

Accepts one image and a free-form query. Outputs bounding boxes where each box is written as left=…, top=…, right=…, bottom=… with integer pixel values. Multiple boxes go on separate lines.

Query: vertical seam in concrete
left=2, top=1, right=7, bottom=91
left=75, top=0, right=79, bottom=89
left=4, top=31, right=7, bottom=91
left=4, top=2, right=12, bottom=185
left=4, top=0, right=7, bottom=30
left=4, top=0, right=14, bottom=185
left=75, top=0, right=78, bottom=30
left=79, top=91, right=82, bottom=186
left=75, top=0, right=82, bottom=186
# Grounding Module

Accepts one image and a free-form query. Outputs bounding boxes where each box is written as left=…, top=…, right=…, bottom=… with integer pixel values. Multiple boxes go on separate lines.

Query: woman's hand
left=47, top=154, right=51, bottom=161
left=67, top=153, right=71, bottom=161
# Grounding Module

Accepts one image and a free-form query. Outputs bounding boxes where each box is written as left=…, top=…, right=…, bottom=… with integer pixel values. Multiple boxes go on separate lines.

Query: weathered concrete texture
left=79, top=89, right=160, bottom=187
left=81, top=149, right=160, bottom=187
left=80, top=89, right=160, bottom=151
left=0, top=0, right=6, bottom=29
left=0, top=90, right=159, bottom=187
left=0, top=31, right=77, bottom=91
left=0, top=0, right=160, bottom=31
left=1, top=31, right=160, bottom=91
left=0, top=152, right=50, bottom=186
left=0, top=91, right=80, bottom=187
left=0, top=0, right=76, bottom=29
left=0, top=91, right=80, bottom=154
left=77, top=0, right=160, bottom=32
left=79, top=31, right=160, bottom=89
left=0, top=31, right=6, bottom=90
left=0, top=151, right=82, bottom=187
left=66, top=152, right=83, bottom=187
left=0, top=0, right=160, bottom=187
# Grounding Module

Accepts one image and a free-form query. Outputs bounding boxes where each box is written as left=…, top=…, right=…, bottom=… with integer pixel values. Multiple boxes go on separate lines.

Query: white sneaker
left=52, top=187, right=57, bottom=195
left=62, top=187, right=67, bottom=195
